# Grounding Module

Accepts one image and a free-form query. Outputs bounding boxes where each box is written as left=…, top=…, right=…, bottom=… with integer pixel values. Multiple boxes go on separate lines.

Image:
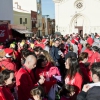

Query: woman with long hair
left=78, top=52, right=91, bottom=84
left=65, top=57, right=83, bottom=95
left=35, top=55, right=60, bottom=94
left=41, top=50, right=55, bottom=66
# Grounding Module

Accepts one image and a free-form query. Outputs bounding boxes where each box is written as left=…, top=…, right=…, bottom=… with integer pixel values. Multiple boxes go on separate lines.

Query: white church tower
left=53, top=0, right=100, bottom=36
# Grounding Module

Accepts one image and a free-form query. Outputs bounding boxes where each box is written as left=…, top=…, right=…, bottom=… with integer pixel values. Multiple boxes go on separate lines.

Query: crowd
left=0, top=33, right=100, bottom=100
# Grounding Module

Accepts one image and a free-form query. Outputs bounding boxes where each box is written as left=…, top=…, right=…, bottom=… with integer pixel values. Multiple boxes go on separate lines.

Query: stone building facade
left=53, top=0, right=100, bottom=36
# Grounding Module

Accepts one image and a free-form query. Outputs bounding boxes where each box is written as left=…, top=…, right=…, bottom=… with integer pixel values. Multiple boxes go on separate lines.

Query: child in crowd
left=59, top=84, right=75, bottom=100
left=30, top=86, right=47, bottom=100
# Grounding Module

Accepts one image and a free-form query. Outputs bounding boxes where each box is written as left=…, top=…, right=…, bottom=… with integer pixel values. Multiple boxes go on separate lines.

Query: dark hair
left=91, top=62, right=100, bottom=79
left=79, top=52, right=88, bottom=61
left=54, top=38, right=60, bottom=42
left=86, top=43, right=91, bottom=50
left=33, top=47, right=43, bottom=52
left=59, top=84, right=75, bottom=96
left=30, top=86, right=45, bottom=97
left=21, top=50, right=37, bottom=64
left=66, top=58, right=81, bottom=79
left=92, top=46, right=99, bottom=52
left=66, top=37, right=70, bottom=42
left=23, top=44, right=29, bottom=50
left=36, top=55, right=47, bottom=68
left=21, top=50, right=36, bottom=58
left=0, top=69, right=14, bottom=84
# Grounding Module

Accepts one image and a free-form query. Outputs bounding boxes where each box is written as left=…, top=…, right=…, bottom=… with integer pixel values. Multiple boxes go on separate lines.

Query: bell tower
left=37, top=0, right=42, bottom=37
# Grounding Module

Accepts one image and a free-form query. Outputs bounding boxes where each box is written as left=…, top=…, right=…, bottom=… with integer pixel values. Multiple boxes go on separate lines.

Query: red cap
left=4, top=48, right=13, bottom=58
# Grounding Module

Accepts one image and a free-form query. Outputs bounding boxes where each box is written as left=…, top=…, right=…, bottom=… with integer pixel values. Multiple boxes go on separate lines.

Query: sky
left=13, top=0, right=55, bottom=18
left=42, top=0, right=55, bottom=19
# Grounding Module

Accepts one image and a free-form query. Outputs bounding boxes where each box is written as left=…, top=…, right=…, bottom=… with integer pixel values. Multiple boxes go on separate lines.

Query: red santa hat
left=4, top=48, right=13, bottom=58
left=71, top=39, right=75, bottom=44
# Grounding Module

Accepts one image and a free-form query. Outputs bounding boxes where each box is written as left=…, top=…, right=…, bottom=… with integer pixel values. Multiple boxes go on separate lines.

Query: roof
left=13, top=29, right=33, bottom=34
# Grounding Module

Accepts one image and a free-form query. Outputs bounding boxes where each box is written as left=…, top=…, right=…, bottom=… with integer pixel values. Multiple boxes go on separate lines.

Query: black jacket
left=65, top=51, right=77, bottom=60
left=77, top=86, right=100, bottom=100
left=50, top=46, right=60, bottom=62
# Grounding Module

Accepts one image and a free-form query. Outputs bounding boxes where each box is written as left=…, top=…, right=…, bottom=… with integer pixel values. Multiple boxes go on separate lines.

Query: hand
left=61, top=53, right=64, bottom=58
left=38, top=76, right=45, bottom=85
left=82, top=84, right=90, bottom=92
left=40, top=75, right=44, bottom=79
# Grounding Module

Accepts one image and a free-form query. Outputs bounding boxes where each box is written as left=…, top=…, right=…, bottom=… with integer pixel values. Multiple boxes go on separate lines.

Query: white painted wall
left=0, top=0, right=13, bottom=24
left=54, top=0, right=100, bottom=35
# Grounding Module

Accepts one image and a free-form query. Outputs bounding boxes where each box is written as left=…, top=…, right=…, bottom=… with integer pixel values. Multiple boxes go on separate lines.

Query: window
left=25, top=18, right=27, bottom=24
left=20, top=18, right=22, bottom=24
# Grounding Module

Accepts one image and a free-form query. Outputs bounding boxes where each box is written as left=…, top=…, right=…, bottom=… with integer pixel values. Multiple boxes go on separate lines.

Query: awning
left=13, top=29, right=33, bottom=34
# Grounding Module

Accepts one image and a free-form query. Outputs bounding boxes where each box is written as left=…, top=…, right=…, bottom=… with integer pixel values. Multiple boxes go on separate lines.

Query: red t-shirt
left=65, top=72, right=83, bottom=94
left=87, top=37, right=94, bottom=46
left=87, top=52, right=100, bottom=65
left=0, top=86, right=14, bottom=100
left=84, top=49, right=93, bottom=62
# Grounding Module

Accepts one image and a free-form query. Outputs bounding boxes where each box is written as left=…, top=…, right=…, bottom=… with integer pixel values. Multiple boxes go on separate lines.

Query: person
left=77, top=62, right=100, bottom=100
left=10, top=43, right=21, bottom=70
left=89, top=46, right=100, bottom=64
left=83, top=43, right=93, bottom=62
left=50, top=38, right=62, bottom=67
left=0, top=48, right=16, bottom=72
left=30, top=86, right=47, bottom=100
left=65, top=57, right=83, bottom=95
left=41, top=50, right=55, bottom=66
left=59, top=84, right=75, bottom=100
left=33, top=47, right=43, bottom=57
left=87, top=35, right=94, bottom=46
left=20, top=49, right=33, bottom=65
left=44, top=39, right=50, bottom=53
left=0, top=69, right=15, bottom=100
left=70, top=39, right=78, bottom=55
left=16, top=54, right=45, bottom=100
left=65, top=45, right=77, bottom=60
left=78, top=52, right=91, bottom=83
left=36, top=55, right=60, bottom=94
left=92, top=38, right=100, bottom=48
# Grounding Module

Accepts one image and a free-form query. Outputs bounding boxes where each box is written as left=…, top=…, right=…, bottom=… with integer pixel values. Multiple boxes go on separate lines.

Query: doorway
left=75, top=26, right=83, bottom=37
